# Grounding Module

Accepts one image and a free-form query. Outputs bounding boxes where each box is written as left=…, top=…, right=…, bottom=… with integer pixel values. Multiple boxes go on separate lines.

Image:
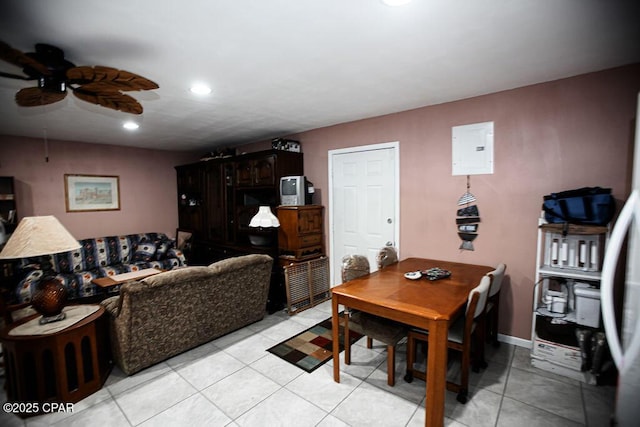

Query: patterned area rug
left=267, top=313, right=363, bottom=373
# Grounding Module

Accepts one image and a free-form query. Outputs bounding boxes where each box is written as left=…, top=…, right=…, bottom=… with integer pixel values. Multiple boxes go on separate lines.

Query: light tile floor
left=1, top=300, right=616, bottom=426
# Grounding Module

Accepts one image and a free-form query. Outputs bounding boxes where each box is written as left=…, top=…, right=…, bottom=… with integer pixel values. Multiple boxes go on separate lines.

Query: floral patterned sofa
left=13, top=232, right=186, bottom=303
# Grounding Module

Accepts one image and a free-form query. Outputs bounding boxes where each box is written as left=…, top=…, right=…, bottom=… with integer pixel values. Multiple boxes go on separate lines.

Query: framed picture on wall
left=64, top=174, right=120, bottom=212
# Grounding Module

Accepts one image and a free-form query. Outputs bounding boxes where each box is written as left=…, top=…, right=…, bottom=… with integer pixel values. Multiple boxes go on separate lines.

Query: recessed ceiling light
left=382, top=0, right=412, bottom=5
left=190, top=84, right=212, bottom=95
left=123, top=121, right=139, bottom=130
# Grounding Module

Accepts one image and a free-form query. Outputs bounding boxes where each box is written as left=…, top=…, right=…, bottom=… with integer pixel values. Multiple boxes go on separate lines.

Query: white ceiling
left=0, top=0, right=638, bottom=152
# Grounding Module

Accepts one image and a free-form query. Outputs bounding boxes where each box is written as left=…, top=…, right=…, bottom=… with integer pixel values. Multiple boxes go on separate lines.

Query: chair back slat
left=466, top=274, right=492, bottom=319
left=488, top=263, right=506, bottom=297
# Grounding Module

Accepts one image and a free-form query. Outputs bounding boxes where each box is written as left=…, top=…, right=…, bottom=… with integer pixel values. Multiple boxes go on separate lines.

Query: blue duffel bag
left=542, top=187, right=615, bottom=226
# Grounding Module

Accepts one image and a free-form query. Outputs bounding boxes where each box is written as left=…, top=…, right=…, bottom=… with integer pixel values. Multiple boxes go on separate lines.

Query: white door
left=328, top=142, right=399, bottom=286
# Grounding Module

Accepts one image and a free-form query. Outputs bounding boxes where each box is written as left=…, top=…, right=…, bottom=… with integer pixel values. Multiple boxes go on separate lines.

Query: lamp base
left=39, top=312, right=66, bottom=325
left=249, top=227, right=277, bottom=246
left=32, top=277, right=68, bottom=320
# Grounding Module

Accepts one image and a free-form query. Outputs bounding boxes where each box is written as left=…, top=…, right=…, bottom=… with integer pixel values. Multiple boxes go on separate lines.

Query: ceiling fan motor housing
left=25, top=44, right=75, bottom=92
left=37, top=76, right=66, bottom=92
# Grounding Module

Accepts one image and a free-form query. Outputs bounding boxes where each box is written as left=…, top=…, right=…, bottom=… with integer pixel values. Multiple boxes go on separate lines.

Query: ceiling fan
left=0, top=41, right=158, bottom=114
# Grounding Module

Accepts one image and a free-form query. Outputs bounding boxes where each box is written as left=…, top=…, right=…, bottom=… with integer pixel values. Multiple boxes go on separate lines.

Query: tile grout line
left=492, top=343, right=514, bottom=427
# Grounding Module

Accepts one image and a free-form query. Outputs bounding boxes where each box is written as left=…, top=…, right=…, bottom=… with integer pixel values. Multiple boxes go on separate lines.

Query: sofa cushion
left=166, top=248, right=186, bottom=266
left=61, top=271, right=102, bottom=299
left=98, top=264, right=131, bottom=278
left=80, top=238, right=112, bottom=270
left=133, top=233, right=166, bottom=246
left=16, top=270, right=43, bottom=302
left=108, top=236, right=133, bottom=264
left=138, top=266, right=213, bottom=288
left=139, top=259, right=181, bottom=271
left=116, top=236, right=135, bottom=263
left=52, top=249, right=84, bottom=273
left=133, top=241, right=156, bottom=262
left=154, top=240, right=173, bottom=260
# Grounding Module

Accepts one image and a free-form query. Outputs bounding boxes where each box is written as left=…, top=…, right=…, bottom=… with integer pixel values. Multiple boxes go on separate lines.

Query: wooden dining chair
left=404, top=274, right=492, bottom=403
left=341, top=254, right=407, bottom=386
left=341, top=254, right=370, bottom=283
left=347, top=248, right=401, bottom=352
left=483, top=263, right=507, bottom=348
left=376, top=246, right=398, bottom=270
left=343, top=248, right=400, bottom=352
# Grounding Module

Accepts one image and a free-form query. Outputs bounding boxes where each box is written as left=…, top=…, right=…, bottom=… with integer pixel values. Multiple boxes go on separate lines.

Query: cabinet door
left=224, top=163, right=236, bottom=242
left=236, top=205, right=259, bottom=232
left=205, top=163, right=225, bottom=241
left=235, top=155, right=276, bottom=187
left=235, top=160, right=253, bottom=187
left=178, top=206, right=203, bottom=234
left=253, top=156, right=275, bottom=186
left=298, top=207, right=323, bottom=234
left=177, top=165, right=202, bottom=193
left=177, top=165, right=205, bottom=234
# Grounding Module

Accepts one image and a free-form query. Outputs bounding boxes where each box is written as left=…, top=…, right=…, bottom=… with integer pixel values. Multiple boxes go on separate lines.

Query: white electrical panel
left=452, top=121, right=494, bottom=175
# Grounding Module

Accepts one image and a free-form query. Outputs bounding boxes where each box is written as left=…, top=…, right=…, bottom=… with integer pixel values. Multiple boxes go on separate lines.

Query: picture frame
left=64, top=174, right=120, bottom=212
left=176, top=228, right=193, bottom=251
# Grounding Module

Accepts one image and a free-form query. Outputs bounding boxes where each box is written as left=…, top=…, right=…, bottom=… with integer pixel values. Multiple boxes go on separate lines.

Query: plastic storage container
left=574, top=282, right=601, bottom=328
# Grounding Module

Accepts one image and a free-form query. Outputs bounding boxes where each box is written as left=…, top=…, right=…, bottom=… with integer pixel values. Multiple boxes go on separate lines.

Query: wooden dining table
left=331, top=257, right=494, bottom=427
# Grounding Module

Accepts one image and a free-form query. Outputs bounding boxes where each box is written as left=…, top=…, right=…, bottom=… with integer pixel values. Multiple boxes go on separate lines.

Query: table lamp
left=248, top=206, right=280, bottom=246
left=0, top=215, right=81, bottom=324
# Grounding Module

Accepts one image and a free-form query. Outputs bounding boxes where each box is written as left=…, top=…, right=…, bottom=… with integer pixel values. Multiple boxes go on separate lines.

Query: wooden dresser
left=277, top=205, right=328, bottom=315
left=277, top=205, right=324, bottom=260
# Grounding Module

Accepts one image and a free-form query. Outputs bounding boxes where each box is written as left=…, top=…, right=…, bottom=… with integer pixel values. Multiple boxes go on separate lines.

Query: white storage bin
left=574, top=282, right=601, bottom=328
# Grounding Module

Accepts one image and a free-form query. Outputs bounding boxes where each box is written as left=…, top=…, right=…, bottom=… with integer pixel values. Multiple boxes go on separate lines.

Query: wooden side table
left=0, top=305, right=110, bottom=413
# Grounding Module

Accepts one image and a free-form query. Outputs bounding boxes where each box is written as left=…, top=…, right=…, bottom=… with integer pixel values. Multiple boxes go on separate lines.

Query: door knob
left=386, top=241, right=393, bottom=246
left=387, top=218, right=392, bottom=224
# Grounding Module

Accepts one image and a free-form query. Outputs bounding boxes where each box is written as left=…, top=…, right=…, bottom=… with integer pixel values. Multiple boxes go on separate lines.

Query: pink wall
left=241, top=64, right=640, bottom=340
left=1, top=64, right=638, bottom=340
left=0, top=137, right=198, bottom=239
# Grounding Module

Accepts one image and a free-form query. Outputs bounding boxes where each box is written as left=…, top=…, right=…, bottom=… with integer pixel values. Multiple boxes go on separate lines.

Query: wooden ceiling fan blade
left=0, top=71, right=33, bottom=80
left=67, top=66, right=159, bottom=91
left=77, top=81, right=130, bottom=93
left=0, top=40, right=51, bottom=76
left=72, top=88, right=143, bottom=114
left=15, top=87, right=66, bottom=107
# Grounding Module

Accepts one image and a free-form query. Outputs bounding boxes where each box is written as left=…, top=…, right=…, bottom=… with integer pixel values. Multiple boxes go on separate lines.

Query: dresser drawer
left=297, top=233, right=322, bottom=247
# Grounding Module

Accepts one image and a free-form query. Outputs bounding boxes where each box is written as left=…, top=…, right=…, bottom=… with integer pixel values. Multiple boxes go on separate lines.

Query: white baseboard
left=498, top=333, right=532, bottom=349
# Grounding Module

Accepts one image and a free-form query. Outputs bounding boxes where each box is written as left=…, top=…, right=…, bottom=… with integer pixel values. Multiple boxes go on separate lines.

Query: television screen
left=281, top=178, right=298, bottom=196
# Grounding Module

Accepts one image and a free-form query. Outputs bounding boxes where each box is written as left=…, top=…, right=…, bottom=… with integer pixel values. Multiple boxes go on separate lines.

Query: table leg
left=425, top=319, right=447, bottom=427
left=332, top=295, right=340, bottom=383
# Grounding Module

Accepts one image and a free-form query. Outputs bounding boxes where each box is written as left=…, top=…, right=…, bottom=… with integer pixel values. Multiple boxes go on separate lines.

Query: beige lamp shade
left=0, top=215, right=81, bottom=259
